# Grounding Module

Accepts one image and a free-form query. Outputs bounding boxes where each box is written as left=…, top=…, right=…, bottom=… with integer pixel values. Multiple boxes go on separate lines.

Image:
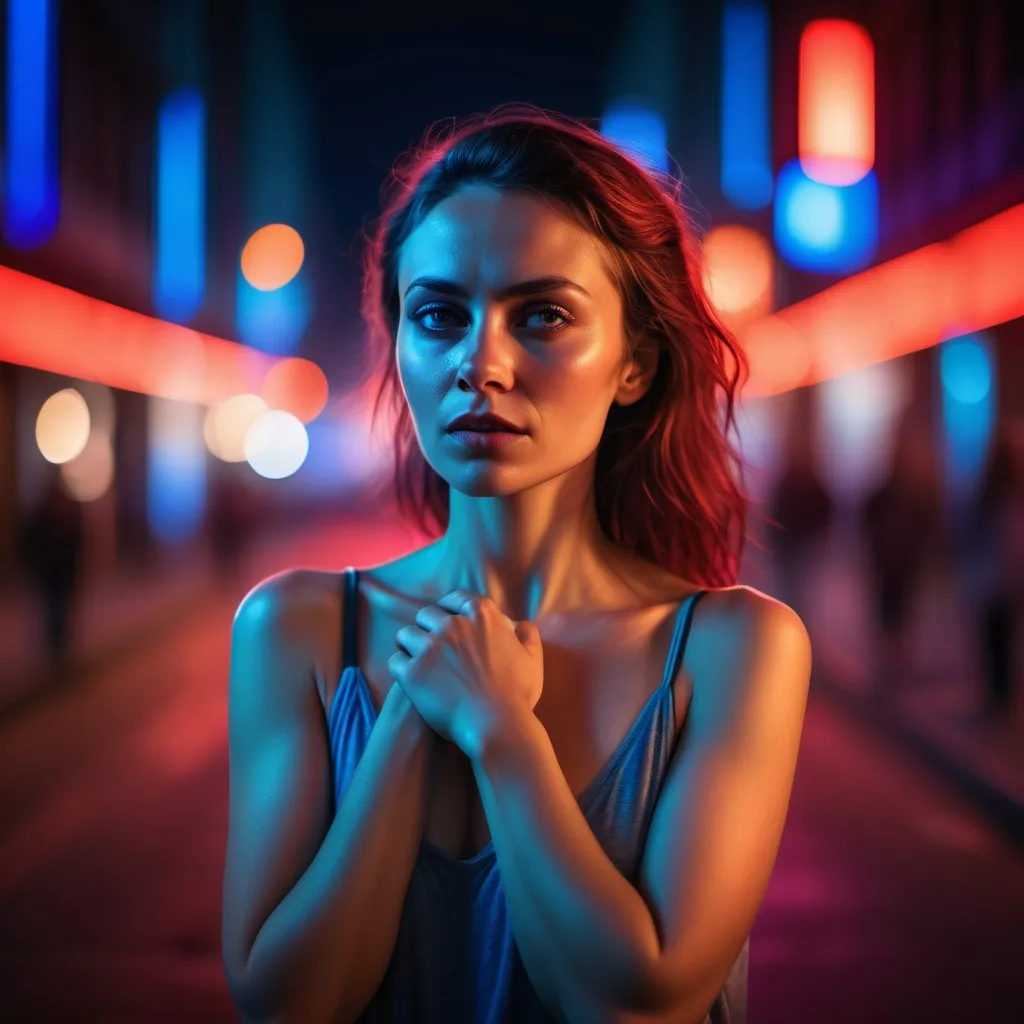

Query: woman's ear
left=614, top=334, right=660, bottom=408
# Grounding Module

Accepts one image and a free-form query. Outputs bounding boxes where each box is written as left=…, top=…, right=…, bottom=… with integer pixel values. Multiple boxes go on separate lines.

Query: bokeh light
left=721, top=2, right=772, bottom=210
left=153, top=87, right=206, bottom=324
left=799, top=19, right=875, bottom=186
left=245, top=409, right=309, bottom=479
left=240, top=223, right=305, bottom=291
left=236, top=270, right=312, bottom=355
left=3, top=0, right=60, bottom=250
left=35, top=388, right=91, bottom=464
left=940, top=333, right=993, bottom=406
left=739, top=315, right=813, bottom=397
left=941, top=332, right=996, bottom=499
left=775, top=158, right=878, bottom=274
left=148, top=397, right=207, bottom=546
left=60, top=433, right=115, bottom=502
left=204, top=393, right=268, bottom=462
left=703, top=225, right=773, bottom=324
left=260, top=357, right=329, bottom=423
left=600, top=98, right=669, bottom=174
left=818, top=357, right=912, bottom=503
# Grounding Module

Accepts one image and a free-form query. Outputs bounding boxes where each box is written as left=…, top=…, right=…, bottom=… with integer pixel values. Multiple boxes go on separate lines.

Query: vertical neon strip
left=153, top=88, right=206, bottom=324
left=147, top=397, right=207, bottom=545
left=3, top=0, right=60, bottom=249
left=940, top=333, right=995, bottom=501
left=799, top=20, right=875, bottom=186
left=721, top=3, right=772, bottom=210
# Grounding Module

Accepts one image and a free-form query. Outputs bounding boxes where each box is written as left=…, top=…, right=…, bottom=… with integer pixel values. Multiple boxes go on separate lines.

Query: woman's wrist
left=384, top=681, right=437, bottom=743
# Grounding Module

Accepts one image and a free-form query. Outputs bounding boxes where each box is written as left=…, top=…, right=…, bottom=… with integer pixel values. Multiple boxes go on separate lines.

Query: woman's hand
left=387, top=590, right=544, bottom=760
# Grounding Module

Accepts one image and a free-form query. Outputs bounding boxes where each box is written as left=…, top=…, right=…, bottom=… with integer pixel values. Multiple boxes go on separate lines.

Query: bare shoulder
left=234, top=567, right=343, bottom=641
left=684, top=585, right=812, bottom=732
left=694, top=584, right=809, bottom=644
left=231, top=568, right=346, bottom=702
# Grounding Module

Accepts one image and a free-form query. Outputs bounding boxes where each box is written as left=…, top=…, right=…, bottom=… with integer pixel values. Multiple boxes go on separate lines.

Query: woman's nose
left=456, top=320, right=516, bottom=392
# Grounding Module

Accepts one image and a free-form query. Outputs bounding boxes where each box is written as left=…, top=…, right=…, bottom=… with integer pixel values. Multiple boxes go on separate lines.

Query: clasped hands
left=387, top=590, right=544, bottom=762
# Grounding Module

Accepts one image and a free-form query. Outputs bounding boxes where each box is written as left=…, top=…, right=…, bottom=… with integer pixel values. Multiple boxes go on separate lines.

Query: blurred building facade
left=0, top=0, right=338, bottom=587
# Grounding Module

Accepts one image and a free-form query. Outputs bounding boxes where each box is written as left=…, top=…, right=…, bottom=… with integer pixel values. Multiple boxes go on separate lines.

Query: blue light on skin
left=153, top=88, right=206, bottom=324
left=3, top=0, right=60, bottom=250
left=236, top=268, right=311, bottom=355
left=721, top=2, right=772, bottom=210
left=600, top=99, right=669, bottom=174
left=940, top=332, right=995, bottom=499
left=774, top=158, right=877, bottom=274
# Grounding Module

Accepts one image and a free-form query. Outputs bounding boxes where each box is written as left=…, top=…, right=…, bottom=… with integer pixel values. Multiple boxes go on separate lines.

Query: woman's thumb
left=514, top=619, right=542, bottom=652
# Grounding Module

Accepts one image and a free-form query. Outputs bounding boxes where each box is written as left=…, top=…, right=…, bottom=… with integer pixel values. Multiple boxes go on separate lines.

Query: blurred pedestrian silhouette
left=768, top=425, right=834, bottom=617
left=21, top=472, right=84, bottom=669
left=860, top=415, right=945, bottom=694
left=962, top=417, right=1024, bottom=719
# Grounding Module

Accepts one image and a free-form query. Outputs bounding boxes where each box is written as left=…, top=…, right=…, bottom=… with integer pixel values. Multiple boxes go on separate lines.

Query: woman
left=222, top=105, right=811, bottom=1024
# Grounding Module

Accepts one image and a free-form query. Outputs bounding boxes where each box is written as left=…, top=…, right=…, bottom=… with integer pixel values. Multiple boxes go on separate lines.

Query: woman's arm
left=468, top=588, right=811, bottom=1022
left=221, top=570, right=440, bottom=1024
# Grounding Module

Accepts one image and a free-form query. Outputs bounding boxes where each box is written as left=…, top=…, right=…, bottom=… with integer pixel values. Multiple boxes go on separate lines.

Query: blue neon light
left=600, top=99, right=669, bottom=175
left=236, top=269, right=311, bottom=355
left=153, top=88, right=206, bottom=324
left=774, top=158, right=877, bottom=274
left=3, top=0, right=59, bottom=249
left=147, top=402, right=207, bottom=546
left=940, top=333, right=995, bottom=497
left=721, top=3, right=772, bottom=210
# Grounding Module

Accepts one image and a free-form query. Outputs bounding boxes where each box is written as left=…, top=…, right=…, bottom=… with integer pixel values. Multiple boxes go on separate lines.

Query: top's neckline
left=328, top=664, right=671, bottom=866
left=327, top=587, right=703, bottom=867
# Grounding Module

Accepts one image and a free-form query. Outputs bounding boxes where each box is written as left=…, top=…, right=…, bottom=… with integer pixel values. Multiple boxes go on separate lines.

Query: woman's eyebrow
left=404, top=275, right=591, bottom=300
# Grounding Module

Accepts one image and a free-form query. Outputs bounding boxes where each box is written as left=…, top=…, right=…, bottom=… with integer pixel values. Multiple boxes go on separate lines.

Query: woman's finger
left=395, top=624, right=431, bottom=657
left=387, top=650, right=411, bottom=680
left=436, top=590, right=480, bottom=616
left=413, top=604, right=454, bottom=632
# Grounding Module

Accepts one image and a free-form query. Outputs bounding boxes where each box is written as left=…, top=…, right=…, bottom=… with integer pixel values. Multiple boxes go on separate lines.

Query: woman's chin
left=445, top=464, right=533, bottom=498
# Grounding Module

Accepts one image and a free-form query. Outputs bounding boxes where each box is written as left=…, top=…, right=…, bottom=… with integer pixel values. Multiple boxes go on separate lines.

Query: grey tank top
left=328, top=566, right=749, bottom=1023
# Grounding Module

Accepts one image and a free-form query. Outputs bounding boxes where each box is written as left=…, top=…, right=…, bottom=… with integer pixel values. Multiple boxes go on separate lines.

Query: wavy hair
left=357, top=103, right=750, bottom=587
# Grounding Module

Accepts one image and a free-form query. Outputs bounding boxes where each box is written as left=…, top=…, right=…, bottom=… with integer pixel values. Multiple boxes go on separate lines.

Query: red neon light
left=0, top=264, right=323, bottom=408
left=799, top=20, right=875, bottom=186
left=740, top=203, right=1024, bottom=397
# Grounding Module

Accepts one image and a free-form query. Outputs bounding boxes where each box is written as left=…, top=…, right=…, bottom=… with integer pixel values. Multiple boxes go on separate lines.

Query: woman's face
left=395, top=185, right=653, bottom=498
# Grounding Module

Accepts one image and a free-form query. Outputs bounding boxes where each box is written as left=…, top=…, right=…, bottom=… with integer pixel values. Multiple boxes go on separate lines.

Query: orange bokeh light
left=703, top=225, right=774, bottom=326
left=799, top=19, right=874, bottom=186
left=260, top=357, right=330, bottom=424
left=240, top=223, right=305, bottom=291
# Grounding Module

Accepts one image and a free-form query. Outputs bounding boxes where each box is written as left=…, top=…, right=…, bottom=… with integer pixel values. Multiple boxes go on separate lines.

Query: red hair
left=357, top=104, right=750, bottom=587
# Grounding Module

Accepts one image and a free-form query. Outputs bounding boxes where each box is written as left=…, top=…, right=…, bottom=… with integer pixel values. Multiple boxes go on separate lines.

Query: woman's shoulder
left=231, top=568, right=347, bottom=680
left=235, top=567, right=343, bottom=629
left=231, top=546, right=432, bottom=656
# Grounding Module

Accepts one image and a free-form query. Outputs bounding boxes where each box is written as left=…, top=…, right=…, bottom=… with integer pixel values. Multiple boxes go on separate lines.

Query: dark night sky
left=283, top=0, right=641, bottom=238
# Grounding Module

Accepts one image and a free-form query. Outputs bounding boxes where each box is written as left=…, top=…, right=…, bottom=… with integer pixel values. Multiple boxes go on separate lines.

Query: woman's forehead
left=397, top=188, right=612, bottom=296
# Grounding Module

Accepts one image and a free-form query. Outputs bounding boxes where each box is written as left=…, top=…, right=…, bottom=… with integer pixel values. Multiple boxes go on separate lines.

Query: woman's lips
left=447, top=429, right=528, bottom=449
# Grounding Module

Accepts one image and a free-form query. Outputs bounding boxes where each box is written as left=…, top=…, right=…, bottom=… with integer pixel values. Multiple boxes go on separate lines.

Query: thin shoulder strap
left=341, top=566, right=360, bottom=669
left=660, top=589, right=708, bottom=690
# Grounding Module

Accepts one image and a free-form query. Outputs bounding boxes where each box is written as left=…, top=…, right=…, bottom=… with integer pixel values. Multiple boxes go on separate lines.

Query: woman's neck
left=422, top=492, right=622, bottom=622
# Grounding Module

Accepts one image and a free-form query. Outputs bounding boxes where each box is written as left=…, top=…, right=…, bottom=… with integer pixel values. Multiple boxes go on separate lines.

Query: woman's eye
left=416, top=307, right=460, bottom=329
left=410, top=304, right=573, bottom=333
left=524, top=307, right=572, bottom=330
